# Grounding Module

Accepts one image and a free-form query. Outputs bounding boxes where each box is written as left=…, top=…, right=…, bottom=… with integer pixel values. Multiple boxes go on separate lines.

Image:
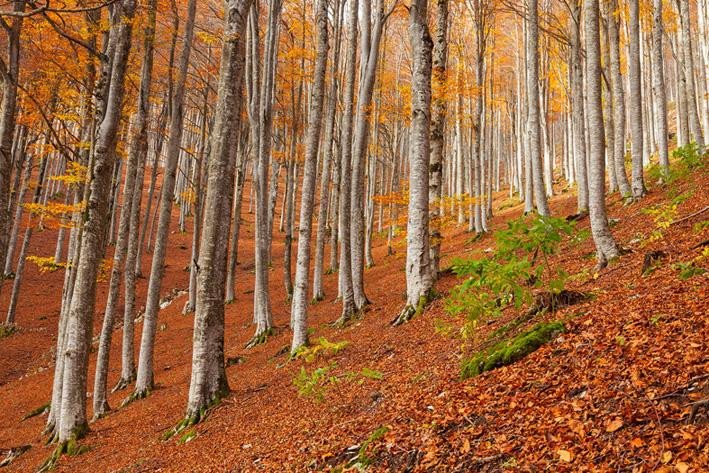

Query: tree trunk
left=526, top=0, right=550, bottom=216
left=394, top=0, right=433, bottom=326
left=628, top=0, right=646, bottom=198
left=428, top=0, right=448, bottom=281
left=133, top=0, right=197, bottom=398
left=186, top=0, right=252, bottom=421
left=607, top=0, right=632, bottom=197
left=57, top=0, right=135, bottom=445
left=0, top=0, right=25, bottom=298
left=585, top=0, right=620, bottom=268
left=290, top=0, right=329, bottom=352
left=336, top=0, right=359, bottom=325
left=652, top=0, right=670, bottom=169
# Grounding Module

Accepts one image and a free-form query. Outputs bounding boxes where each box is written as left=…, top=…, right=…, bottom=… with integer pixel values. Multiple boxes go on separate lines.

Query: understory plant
left=447, top=214, right=585, bottom=340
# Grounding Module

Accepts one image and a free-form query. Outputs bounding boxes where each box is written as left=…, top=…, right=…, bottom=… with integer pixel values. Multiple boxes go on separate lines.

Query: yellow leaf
left=557, top=449, right=573, bottom=463
left=661, top=451, right=672, bottom=464
left=675, top=462, right=689, bottom=473
left=605, top=418, right=624, bottom=433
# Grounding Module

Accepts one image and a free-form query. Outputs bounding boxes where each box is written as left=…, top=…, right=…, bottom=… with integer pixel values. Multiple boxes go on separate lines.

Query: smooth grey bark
left=290, top=0, right=329, bottom=352
left=4, top=145, right=30, bottom=276
left=133, top=0, right=197, bottom=398
left=394, top=0, right=433, bottom=326
left=429, top=0, right=448, bottom=278
left=350, top=0, right=388, bottom=309
left=526, top=0, right=550, bottom=216
left=652, top=0, right=669, bottom=169
left=93, top=0, right=158, bottom=411
left=184, top=86, right=211, bottom=314
left=186, top=0, right=252, bottom=420
left=225, top=148, right=247, bottom=304
left=677, top=0, right=705, bottom=148
left=312, top=0, right=343, bottom=302
left=607, top=0, right=632, bottom=197
left=6, top=155, right=48, bottom=325
left=57, top=0, right=135, bottom=444
left=628, top=0, right=646, bottom=198
left=336, top=0, right=359, bottom=325
left=585, top=0, right=620, bottom=268
left=0, top=1, right=25, bottom=298
left=251, top=0, right=283, bottom=345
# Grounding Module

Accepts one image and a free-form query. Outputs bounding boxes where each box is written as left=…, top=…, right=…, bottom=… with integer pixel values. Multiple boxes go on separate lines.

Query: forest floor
left=0, top=168, right=707, bottom=472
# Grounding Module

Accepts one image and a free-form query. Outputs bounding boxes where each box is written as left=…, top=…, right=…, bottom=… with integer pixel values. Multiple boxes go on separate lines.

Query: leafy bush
left=446, top=215, right=583, bottom=339
left=648, top=142, right=707, bottom=185
left=292, top=337, right=349, bottom=362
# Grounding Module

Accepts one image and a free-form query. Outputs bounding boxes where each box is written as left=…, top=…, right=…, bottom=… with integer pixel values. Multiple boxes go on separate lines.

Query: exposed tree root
left=391, top=291, right=434, bottom=326
left=21, top=402, right=50, bottom=421
left=525, top=290, right=588, bottom=317
left=37, top=426, right=89, bottom=472
left=642, top=250, right=667, bottom=275
left=0, top=445, right=30, bottom=468
left=182, top=301, right=195, bottom=315
left=111, top=375, right=134, bottom=393
left=120, top=387, right=151, bottom=408
left=245, top=327, right=273, bottom=349
left=91, top=400, right=110, bottom=422
left=688, top=398, right=708, bottom=424
left=162, top=391, right=228, bottom=442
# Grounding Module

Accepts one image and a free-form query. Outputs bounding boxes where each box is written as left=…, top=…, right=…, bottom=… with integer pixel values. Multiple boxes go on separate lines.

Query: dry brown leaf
left=605, top=418, right=623, bottom=433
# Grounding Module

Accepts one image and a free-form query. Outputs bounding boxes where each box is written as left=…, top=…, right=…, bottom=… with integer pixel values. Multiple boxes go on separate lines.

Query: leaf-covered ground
left=0, top=170, right=707, bottom=472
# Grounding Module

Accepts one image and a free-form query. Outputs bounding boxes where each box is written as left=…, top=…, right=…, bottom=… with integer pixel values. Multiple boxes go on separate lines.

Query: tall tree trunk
left=290, top=0, right=329, bottom=352
left=628, top=0, right=646, bottom=198
left=607, top=0, right=632, bottom=197
left=312, top=0, right=343, bottom=302
left=677, top=0, right=705, bottom=148
left=526, top=0, right=550, bottom=215
left=336, top=0, right=359, bottom=325
left=185, top=0, right=252, bottom=421
left=393, top=0, right=433, bottom=326
left=56, top=0, right=135, bottom=446
left=133, top=0, right=197, bottom=399
left=0, top=0, right=25, bottom=298
left=250, top=0, right=283, bottom=346
left=652, top=0, right=670, bottom=169
left=350, top=0, right=387, bottom=310
left=428, top=0, right=448, bottom=281
left=585, top=0, right=620, bottom=268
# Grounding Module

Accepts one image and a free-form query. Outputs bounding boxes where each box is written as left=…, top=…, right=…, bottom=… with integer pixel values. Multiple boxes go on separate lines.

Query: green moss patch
left=461, top=321, right=565, bottom=379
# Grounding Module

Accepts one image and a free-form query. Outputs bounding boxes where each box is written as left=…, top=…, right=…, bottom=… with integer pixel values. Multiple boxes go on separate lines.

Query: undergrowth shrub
left=648, top=142, right=707, bottom=186
left=446, top=214, right=585, bottom=340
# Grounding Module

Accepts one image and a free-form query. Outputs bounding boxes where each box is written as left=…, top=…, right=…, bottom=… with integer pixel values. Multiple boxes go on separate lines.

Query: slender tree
left=291, top=0, right=329, bottom=352
left=393, top=0, right=433, bottom=326
left=585, top=0, right=620, bottom=268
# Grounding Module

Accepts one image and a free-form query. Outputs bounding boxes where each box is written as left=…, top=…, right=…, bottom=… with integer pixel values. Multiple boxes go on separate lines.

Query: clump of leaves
left=0, top=323, right=18, bottom=339
left=447, top=215, right=583, bottom=339
left=346, top=426, right=389, bottom=469
left=648, top=142, right=707, bottom=186
left=461, top=321, right=565, bottom=379
left=641, top=192, right=692, bottom=244
left=674, top=261, right=707, bottom=280
left=292, top=337, right=349, bottom=362
left=26, top=255, right=66, bottom=273
left=293, top=362, right=339, bottom=402
left=293, top=364, right=384, bottom=402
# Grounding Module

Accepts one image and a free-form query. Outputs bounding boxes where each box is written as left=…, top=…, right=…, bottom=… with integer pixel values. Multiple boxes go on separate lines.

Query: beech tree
left=393, top=0, right=433, bottom=326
